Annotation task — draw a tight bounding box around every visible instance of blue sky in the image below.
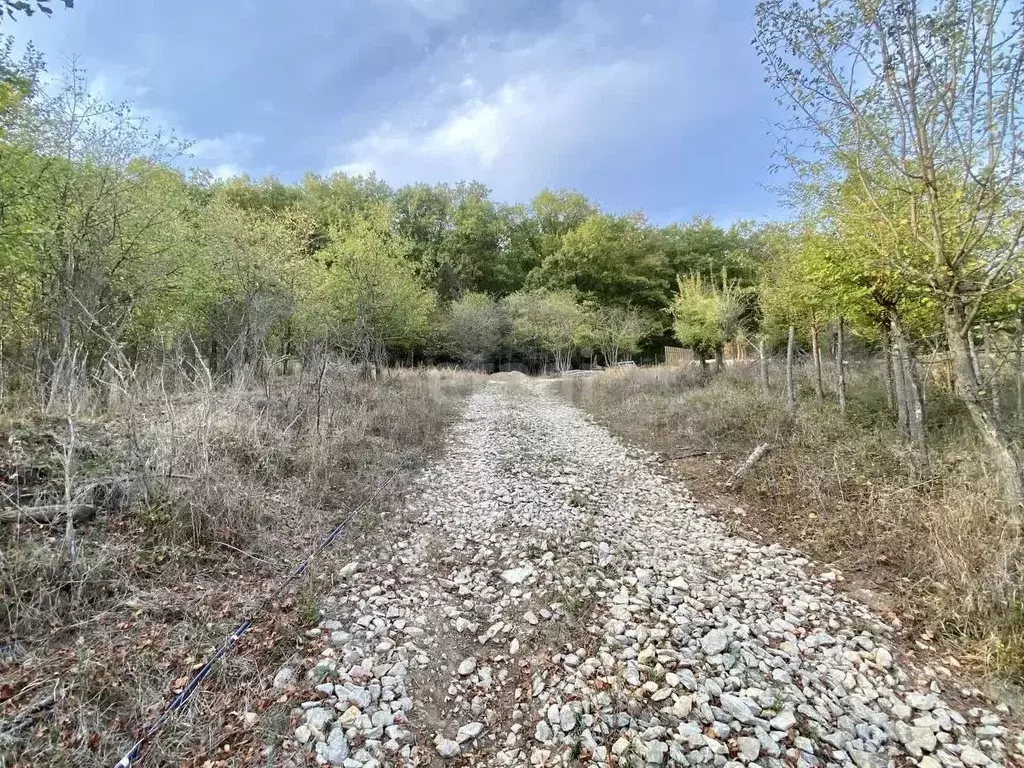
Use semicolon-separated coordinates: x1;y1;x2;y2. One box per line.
7;0;788;225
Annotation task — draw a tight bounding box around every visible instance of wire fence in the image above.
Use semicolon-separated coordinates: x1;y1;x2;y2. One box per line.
112;456;412;768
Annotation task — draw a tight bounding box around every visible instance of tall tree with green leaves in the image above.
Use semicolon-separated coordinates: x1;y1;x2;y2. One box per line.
756;0;1024;506
532;212;670;311
590;305;652;367
447;292;505;369
317;204;434;373
504;289;591;372
671;273;744;372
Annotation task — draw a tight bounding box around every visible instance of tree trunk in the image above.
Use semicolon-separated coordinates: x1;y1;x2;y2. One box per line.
880;322;897;411
785;325;796;413
1016;313;1024;421
758;336;770;394
209;335;219;376
944;303;1022;513
983;330;1001;422
891;333;910;441
837;317;847;416
714;347;724;374
726;443;771;489
968;330;984;388
811;324;824;399
891;314;926;453
0;504;97;524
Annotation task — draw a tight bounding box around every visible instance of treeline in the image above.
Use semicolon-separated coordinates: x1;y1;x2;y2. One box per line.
6;0;1024;507
743;0;1024;510
0;39;763;401
654;0;1024;516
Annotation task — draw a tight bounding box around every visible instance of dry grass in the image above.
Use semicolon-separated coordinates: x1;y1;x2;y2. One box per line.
559;362;1024;680
0;363;481;767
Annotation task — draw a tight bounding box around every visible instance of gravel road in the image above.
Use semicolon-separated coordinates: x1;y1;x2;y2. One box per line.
276;381;1017;767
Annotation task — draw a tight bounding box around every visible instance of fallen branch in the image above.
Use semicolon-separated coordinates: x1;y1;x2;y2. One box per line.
0;505;98;524
726;443;771;490
0;692;56;738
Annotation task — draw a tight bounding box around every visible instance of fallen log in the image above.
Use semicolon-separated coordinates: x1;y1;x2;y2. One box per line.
725;443;771;490
0;504;98;524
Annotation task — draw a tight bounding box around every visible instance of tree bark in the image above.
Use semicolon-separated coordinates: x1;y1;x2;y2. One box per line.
1017;313;1024;421
785;325;796;414
891;332;910;441
0;504;97;524
968;330;984;389
282;318;293;377
758;335;770;394
983;330;1001;422
837;317;847;416
943;303;1022;513
811;324;824;399
726;443;771;489
891;316;926;453
714;347;724;374
879;322;897;411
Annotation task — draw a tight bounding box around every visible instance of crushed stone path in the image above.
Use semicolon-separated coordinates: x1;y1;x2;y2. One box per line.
274;381;1018;768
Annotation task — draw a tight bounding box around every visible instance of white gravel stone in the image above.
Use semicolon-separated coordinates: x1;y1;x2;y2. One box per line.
457;722;485;743
279;382;1010;768
435;737;461;758
500;565;534;584
737;736;761;761
701;628;731;655
272;666;295;689
960;745;992;766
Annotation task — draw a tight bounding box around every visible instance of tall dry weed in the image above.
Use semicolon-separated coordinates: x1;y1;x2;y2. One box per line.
0;362;482;767
564;362;1024;679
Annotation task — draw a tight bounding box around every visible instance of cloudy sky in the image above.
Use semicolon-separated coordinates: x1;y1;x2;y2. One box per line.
8;0;787;224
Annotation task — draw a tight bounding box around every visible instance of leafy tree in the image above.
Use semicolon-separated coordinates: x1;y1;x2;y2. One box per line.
590;305;652;367
505;289;591;372
659;217;754;285
756;0;1024;506
392;182;454;290
530;188;596;261
487;202;540;296
532;212;670;311
300;170;392;255
317;204;434;372
447;292;504;369
671;273;743;371
393;181;530;301
441;182;502;300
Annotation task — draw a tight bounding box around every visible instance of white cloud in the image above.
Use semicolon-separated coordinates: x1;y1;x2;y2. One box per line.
210;163;243;180
331;57;659;196
189;132;263;162
336;159;378;177
87;65;155;104
328;2;737;198
332;57;669;196
187;132;263;176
